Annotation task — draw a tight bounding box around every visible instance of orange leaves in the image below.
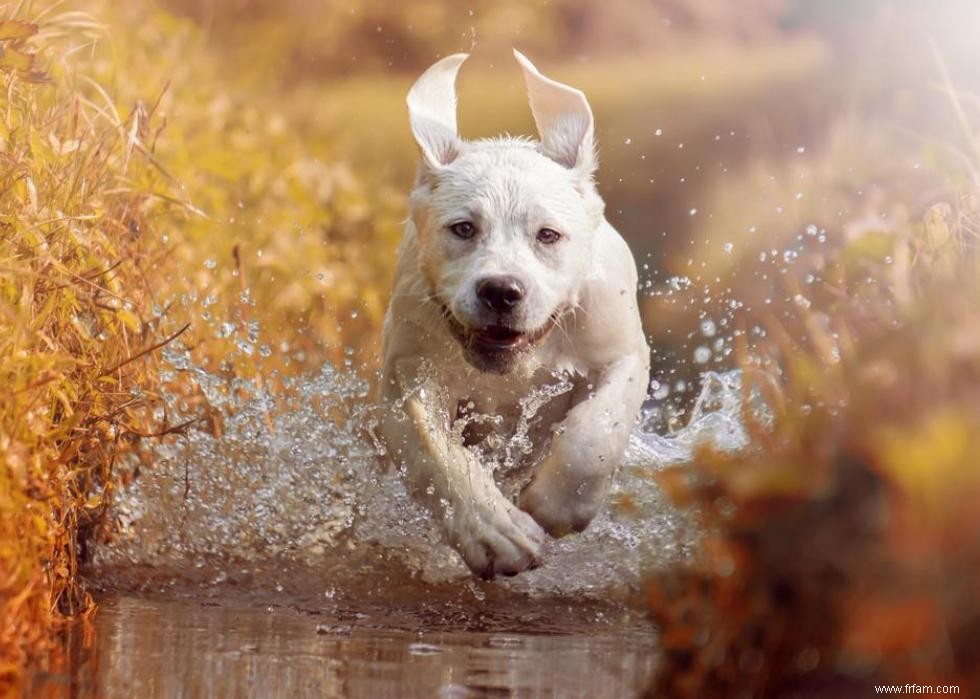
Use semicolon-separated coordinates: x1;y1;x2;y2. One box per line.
0;20;37;41
843;595;939;658
0;20;44;83
0;45;34;72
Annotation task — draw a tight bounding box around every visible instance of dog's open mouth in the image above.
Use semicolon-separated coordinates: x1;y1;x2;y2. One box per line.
438;303;558;371
474;324;532;349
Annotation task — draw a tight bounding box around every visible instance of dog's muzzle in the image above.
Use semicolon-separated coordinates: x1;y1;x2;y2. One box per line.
439;303;559;374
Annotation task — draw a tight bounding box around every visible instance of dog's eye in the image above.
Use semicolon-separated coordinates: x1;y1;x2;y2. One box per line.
536;228;562;245
449;221;476;239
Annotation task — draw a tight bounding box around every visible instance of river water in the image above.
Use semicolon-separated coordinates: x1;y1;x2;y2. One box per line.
31;592;659;698
32;331;756;697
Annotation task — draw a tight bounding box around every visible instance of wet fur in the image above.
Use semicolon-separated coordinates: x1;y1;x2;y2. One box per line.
378;52;650;578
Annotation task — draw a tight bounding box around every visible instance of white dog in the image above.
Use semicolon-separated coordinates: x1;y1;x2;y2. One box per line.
378;51;650;578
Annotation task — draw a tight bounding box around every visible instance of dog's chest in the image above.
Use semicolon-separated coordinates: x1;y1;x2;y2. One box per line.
445;368;579;494
447;365;576;416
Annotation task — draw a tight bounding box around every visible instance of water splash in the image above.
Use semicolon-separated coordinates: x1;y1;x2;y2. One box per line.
94;342;756;597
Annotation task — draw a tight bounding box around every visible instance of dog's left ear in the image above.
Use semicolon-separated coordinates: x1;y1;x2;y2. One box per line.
514;49;596;180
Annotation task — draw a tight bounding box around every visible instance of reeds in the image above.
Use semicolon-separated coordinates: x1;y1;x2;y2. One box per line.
0;5;172;684
0;1;402;686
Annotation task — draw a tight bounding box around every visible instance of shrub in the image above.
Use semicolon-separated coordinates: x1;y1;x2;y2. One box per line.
646;194;980;695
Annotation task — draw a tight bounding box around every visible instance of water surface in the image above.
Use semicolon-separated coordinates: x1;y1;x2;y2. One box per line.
33;592;658;698
45;360;752;698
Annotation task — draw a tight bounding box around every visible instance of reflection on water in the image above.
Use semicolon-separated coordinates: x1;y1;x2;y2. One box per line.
32;594;659;698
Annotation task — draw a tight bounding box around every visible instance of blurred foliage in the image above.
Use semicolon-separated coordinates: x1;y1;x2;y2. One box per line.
645;190;980;694
94;3;404;371
641;119;948;392
164;0;788;79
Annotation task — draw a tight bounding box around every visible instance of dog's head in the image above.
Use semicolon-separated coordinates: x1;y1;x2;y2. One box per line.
407;51;604;374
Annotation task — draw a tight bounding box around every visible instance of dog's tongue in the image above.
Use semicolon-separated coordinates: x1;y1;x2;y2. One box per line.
477;325;524;347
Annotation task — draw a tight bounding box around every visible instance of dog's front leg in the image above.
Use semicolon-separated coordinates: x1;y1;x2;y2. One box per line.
519;350;649;536
380;361;545;578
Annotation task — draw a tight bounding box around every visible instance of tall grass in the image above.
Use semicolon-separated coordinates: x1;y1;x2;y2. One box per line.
0;0;401;686
0;6;172;682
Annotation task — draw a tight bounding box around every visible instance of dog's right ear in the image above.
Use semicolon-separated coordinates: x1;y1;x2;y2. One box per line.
407;53;468;172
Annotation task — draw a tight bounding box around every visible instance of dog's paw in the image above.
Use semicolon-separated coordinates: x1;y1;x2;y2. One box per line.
518;468;606;538
447;495;546;579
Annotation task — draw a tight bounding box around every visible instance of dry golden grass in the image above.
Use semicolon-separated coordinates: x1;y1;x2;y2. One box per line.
0;6;174;683
0;0;402;687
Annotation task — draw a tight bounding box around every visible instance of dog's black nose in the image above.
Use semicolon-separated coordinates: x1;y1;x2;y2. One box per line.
476;276;525;313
